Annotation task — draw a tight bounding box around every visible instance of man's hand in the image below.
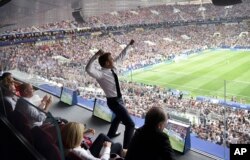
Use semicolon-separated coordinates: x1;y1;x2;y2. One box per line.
129;39;135;45
84;128;95;135
103;141;111;148
46;95;52;106
95;49;104;56
42;95;49;102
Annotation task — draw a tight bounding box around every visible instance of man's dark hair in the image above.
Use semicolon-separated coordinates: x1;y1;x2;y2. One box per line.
144;107;166;128
98;52;111;67
1;72;12;80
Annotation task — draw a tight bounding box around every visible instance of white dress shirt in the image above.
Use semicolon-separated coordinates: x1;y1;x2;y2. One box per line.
86;44;132;98
15;97;47;128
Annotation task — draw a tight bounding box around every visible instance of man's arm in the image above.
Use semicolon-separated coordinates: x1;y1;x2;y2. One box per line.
85;50;104;79
114;39;134;63
160;134;176;160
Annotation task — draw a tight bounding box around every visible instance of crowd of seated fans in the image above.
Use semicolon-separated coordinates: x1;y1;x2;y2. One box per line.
1;23;248;83
1;1;249;36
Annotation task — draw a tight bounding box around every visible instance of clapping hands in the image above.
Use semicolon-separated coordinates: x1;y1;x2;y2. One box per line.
103;141;111;148
84;128;95;135
41;95;53;111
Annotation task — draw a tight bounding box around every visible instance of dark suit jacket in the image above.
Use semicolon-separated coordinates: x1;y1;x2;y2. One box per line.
125;125;175;160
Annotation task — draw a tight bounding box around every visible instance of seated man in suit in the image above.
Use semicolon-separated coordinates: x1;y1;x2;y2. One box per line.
125;107;175;160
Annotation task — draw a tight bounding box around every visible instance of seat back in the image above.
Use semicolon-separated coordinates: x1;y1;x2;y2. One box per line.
7;110;33;144
66;151;85;160
1;98;14;116
31;126;62;160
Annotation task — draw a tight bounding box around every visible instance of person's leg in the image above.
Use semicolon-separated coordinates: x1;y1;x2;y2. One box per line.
89;133;109;157
111;143;122;156
108;98;135;149
123;121;134;149
117;99;135;149
107;99;121;137
90;133;122;157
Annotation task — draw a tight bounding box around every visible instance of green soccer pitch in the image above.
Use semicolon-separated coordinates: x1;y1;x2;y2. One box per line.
122;49;250;102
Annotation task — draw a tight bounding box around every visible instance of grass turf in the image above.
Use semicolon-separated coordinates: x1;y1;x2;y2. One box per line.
122;49;250;102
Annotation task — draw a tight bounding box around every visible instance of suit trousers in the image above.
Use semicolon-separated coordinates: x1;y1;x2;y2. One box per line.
90;133;122;157
106;97;135;149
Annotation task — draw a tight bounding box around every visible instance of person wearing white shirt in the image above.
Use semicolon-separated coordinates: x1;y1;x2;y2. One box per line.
15;83;52;128
86;40;135;149
62;122;123;160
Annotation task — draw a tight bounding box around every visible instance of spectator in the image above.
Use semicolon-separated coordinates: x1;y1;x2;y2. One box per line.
125;107;175;160
15;83;52;128
1;82;17;111
85;40;135;149
61;122;124;160
0;72;21;96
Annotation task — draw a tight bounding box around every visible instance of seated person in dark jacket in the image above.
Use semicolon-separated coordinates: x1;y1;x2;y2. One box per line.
125;107;175;160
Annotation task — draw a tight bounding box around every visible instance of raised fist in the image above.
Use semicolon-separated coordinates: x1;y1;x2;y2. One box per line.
129;39;135;45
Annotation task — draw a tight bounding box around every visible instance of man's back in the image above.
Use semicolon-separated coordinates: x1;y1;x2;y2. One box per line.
125;126;175;160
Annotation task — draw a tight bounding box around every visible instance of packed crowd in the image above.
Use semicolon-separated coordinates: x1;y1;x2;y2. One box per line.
2;1;249;35
122;81;250;147
191;105;250;147
88;2;249;27
1;22;248;75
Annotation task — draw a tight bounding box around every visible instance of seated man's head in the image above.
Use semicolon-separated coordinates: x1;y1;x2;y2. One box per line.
2;82;16;97
1;72;14;85
19;83;34;98
144;107;167;131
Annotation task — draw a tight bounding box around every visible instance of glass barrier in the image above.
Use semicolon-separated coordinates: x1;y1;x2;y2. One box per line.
223;80;250;160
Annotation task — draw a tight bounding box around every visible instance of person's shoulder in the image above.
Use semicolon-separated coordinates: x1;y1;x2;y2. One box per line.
72;147;88;157
131;127;148;140
154;129;170;140
135;126;146;134
16;97;29;108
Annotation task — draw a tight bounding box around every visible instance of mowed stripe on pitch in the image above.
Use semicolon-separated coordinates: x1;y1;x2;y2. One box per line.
127;50;250;99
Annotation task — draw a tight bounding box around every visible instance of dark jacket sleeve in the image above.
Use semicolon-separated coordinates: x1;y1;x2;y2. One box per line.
159;132;176;160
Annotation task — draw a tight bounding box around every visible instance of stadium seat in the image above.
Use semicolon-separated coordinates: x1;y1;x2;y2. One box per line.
7;110;33;144
0;98;14;117
65;151;84;160
31;126;62;160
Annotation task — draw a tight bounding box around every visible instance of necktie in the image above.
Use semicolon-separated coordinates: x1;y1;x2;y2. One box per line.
111;69;122;98
12;97;17;102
